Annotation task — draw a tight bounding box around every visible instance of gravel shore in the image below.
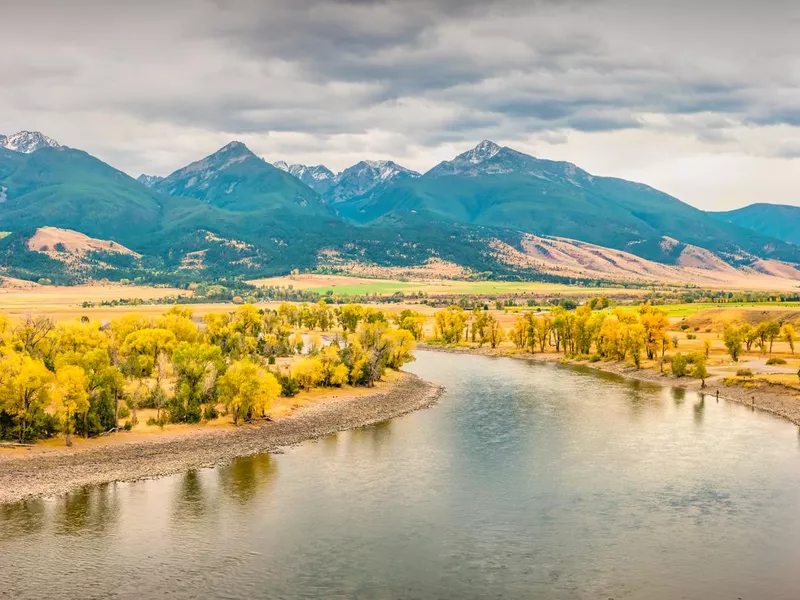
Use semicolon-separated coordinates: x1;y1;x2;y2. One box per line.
0;372;443;505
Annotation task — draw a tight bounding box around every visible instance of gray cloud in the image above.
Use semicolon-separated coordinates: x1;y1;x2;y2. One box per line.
0;0;798;210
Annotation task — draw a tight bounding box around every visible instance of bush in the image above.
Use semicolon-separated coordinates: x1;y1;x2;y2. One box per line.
146;416;167;428
686;333;697;340
118;404;131;419
766;357;787;365
203;404;219;421
680;324;690;331
123;421;132;431
268;355;276;365
736;368;754;378
277;373;300;397
589;354;601;363
671;353;689;377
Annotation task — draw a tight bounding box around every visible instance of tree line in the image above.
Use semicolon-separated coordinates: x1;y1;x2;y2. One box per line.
0;301;415;445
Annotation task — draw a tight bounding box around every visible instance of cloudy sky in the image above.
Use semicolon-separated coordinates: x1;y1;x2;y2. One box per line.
2;0;799;210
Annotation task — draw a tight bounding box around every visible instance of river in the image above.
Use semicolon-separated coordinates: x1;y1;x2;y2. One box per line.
2;351;800;599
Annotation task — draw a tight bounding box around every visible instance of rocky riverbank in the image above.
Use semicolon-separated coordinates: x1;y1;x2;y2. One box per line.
0;372;443;505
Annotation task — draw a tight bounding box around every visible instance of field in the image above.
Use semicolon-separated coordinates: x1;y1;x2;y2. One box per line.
249;273;646;298
658;302;800;319
0;283;187;319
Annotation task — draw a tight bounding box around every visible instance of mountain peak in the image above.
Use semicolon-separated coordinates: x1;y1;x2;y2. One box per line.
215;141;253;157
137;174;164;188
467;140;502;163
272;161;335;194
0;130;61;154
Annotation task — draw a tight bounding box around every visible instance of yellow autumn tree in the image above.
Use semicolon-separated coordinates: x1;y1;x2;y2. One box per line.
217;359;280;424
53;365;89;446
0;353;53;443
291;357;324;391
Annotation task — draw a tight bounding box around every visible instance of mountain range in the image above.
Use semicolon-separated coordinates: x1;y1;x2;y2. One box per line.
0;130;799;288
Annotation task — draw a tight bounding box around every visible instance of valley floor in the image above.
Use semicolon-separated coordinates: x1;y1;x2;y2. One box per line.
0;372;443;505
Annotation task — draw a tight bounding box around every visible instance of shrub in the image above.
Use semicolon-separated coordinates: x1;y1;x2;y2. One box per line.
766;357;787;365
686;333;697;340
118;404;131;419
123;421;132;431
203;404;219;421
671;353;689;377
680;324;690;331
705;328;712;333
277;373;301;397
268;355;276;365
146;416;167;428
589;354;601;363
736;368;754;378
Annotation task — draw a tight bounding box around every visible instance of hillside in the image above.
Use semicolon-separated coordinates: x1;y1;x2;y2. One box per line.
0;146;164;246
0;133;799;289
714;203;800;246
337;141;800;266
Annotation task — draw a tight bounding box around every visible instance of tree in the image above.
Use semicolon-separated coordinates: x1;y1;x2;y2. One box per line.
394;309;426;341
783;324;796;354
739;323;757;352
486;314;505;348
53;365;89;446
625;323;646;368
703;339;711;358
434;306;468;344
723;324;743;362
764;320;781;354
691;360;709;388
171;342;225;423
671;353;689;377
0;354;53;442
217;359;280;425
337;304;363;333
291;357;324;391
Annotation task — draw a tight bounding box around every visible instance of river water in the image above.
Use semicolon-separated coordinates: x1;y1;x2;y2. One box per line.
2;351;800;599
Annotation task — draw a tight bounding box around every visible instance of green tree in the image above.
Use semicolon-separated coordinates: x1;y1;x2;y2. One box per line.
723;324;743;362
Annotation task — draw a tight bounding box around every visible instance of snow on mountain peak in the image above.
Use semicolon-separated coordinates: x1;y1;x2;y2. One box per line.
0;130;61;153
466;140;501;163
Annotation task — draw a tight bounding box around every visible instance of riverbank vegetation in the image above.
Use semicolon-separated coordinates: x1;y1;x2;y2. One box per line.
0;302;415;445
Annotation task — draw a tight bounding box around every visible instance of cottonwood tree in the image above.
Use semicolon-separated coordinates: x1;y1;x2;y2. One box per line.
218;359;280;424
53;365;89;446
0;353;53;442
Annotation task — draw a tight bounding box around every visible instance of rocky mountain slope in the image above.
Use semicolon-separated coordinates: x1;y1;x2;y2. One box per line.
0;131;60;154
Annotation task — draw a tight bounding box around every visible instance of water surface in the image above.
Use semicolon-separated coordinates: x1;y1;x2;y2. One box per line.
2;351;800;599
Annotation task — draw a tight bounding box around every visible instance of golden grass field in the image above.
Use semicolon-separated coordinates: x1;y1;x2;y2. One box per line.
249;273;649;299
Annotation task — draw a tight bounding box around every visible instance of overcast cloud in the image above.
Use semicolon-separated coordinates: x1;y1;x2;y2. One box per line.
1;0;798;209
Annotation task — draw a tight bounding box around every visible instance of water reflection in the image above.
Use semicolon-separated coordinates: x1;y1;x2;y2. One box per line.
0;499;46;539
216;453;277;505
693;396;706;426
54;484;119;536
349;419;393;453
671;387;687;404
172;470;211;522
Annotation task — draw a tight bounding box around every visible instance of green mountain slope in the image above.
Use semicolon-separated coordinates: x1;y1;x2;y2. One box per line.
0;146;164;246
154;142;324;213
714;203;800;246
339;142;800;265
